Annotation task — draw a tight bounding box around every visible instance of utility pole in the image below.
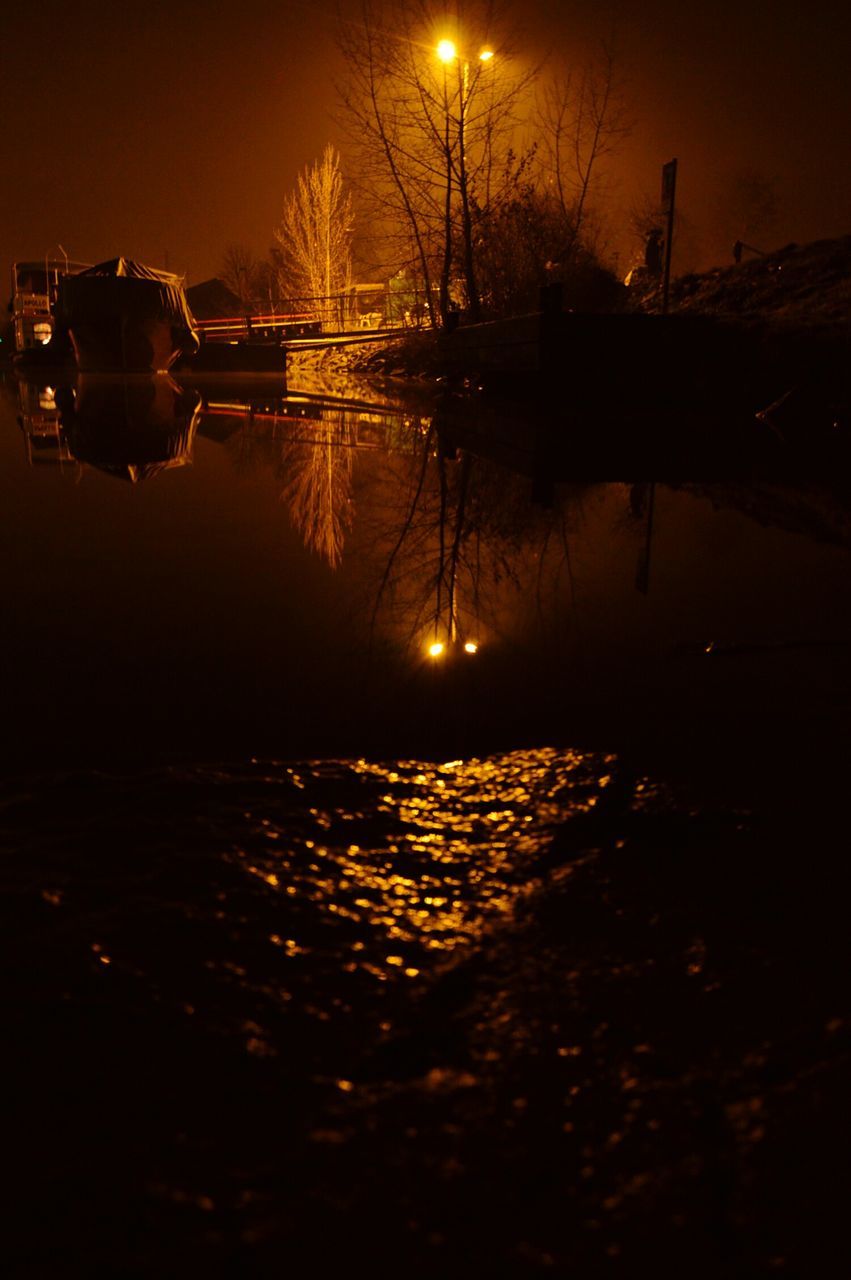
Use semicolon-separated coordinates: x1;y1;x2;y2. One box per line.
661;158;677;314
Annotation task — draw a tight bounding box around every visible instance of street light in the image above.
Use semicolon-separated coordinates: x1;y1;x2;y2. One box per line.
434;39;494;327
436;40;493;65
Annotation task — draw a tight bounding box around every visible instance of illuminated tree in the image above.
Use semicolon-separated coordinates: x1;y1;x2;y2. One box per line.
275;146;354;321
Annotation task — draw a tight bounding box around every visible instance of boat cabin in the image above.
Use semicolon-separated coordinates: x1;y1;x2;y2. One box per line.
11;258;91;353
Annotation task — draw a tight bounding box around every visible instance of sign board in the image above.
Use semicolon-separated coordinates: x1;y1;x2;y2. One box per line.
661;159;677;212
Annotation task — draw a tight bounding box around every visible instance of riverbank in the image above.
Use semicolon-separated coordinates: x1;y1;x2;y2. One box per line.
638;236;851;429
640;234;851;334
292;236;851;428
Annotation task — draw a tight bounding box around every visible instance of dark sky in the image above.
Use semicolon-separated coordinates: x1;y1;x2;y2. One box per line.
3;0;850;288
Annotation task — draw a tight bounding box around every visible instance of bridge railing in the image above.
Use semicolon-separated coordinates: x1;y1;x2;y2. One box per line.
194;286;428;342
194;312;322;343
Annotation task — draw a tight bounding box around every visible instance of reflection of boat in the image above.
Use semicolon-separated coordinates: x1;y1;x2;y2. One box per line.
10;258;90;360
54;375;202;482
55;258;200;373
16;381;75;465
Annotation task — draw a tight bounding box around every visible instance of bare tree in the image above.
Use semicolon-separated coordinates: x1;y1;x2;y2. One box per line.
336;0;537;327
274;145;354;321
713;167;780;255
538;38;631;262
220;243;259;307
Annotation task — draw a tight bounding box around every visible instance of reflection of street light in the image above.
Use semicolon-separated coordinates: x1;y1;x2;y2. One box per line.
426;638;481;660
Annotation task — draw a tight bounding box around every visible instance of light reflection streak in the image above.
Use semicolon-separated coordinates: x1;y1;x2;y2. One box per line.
225;747;617;992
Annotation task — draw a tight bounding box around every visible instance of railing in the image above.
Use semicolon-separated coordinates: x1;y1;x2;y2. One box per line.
194;312;322;343
195;287;427;342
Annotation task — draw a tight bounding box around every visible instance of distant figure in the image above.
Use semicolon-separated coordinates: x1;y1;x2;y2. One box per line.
733;240;743;264
644;229;663;275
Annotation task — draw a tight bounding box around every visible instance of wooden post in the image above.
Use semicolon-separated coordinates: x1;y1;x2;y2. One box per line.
661;159;677;315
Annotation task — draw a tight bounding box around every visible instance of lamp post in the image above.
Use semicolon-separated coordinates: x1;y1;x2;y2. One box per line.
436;39;494;327
437;40;455;330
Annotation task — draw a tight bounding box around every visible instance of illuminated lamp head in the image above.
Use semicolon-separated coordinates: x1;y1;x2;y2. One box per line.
437;39;457;63
428;641;445;658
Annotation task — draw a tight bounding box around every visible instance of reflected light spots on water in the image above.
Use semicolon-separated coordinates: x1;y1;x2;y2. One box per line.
6;747;621;1076
223;747;614;987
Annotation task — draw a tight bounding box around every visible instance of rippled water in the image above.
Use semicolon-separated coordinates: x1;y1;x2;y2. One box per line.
2;749;614;1263
3;748;848;1276
2;748;611;1048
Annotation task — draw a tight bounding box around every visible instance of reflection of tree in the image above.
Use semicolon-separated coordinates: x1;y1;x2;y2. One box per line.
280;424;356;569
215;396;433;568
365;428;576;653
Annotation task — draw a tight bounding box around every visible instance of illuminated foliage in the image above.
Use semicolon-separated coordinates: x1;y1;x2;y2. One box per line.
275;145;354;321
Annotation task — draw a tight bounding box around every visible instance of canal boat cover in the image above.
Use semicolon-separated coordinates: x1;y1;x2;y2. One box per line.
57;258;198;333
54;257;200;370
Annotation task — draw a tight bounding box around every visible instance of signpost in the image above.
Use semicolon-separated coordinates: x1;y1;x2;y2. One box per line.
661;158;677;314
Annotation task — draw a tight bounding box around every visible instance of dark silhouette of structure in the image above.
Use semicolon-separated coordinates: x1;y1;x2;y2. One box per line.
644;229;663;275
733;240;766;263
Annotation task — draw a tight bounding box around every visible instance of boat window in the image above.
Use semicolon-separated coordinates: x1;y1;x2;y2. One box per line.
16;269;49;295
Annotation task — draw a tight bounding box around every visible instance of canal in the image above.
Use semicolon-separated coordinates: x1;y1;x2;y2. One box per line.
1;368;849;1276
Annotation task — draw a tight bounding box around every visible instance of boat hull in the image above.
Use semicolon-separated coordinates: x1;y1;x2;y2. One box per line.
67;315;192;374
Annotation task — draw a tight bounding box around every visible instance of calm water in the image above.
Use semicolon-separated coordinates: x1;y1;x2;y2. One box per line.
2;368;850;1275
3;370;850;777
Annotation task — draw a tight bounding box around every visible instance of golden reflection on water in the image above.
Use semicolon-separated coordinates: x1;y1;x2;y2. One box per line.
227;747;616;989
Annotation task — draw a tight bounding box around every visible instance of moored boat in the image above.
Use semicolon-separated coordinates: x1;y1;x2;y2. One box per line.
55;258;200;373
10;257;91;360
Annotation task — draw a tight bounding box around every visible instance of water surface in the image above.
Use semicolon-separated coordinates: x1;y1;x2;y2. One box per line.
3;370;849;785
2;369;849;1275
